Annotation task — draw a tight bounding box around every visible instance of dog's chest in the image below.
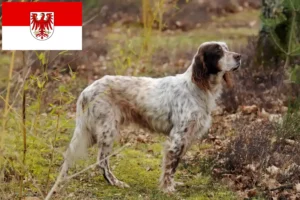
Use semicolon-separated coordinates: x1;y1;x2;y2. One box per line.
193;96;216;138
140;105;173;134
198;114;212;138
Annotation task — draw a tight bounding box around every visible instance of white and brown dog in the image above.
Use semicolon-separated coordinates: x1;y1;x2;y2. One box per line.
57;41;241;193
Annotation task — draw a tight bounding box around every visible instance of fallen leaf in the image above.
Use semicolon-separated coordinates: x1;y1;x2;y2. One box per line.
261;178;278;189
266;165;280;176
245;163;256;172
295;183;300;193
137;134;148;143
285;139;296;145
281;106;288;113
268;114;283;124
247;188;257;198
241;105;258;114
248;20;257;27
259;108;270;119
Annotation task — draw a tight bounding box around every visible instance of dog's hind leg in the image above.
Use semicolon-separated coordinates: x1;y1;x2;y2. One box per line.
96;116;129;188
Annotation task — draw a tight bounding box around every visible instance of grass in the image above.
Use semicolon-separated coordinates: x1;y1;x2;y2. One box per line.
107;24;258;57
276;97;300;140
213;9;260;24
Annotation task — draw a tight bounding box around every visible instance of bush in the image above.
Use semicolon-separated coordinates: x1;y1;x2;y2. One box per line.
276;109;300;140
221;120;274;172
215;113;300;198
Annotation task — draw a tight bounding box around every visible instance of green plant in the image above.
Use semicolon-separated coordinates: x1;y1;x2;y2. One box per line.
0;49;79;199
276;96;300;140
112;0;174;76
261;0;300;82
0;51;15;167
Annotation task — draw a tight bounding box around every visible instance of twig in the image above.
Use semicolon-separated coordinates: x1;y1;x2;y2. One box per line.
45;100;61;193
27;172;45;199
66;143;130;181
19;51;27;200
2;50;15;119
0;50;15;180
9;66;31;110
284;7;296;70
83;14;99;27
45;143;130;200
0;185;7;200
269;184;293;191
22;51;27;165
269;31;288;55
0;56;35;96
0;160;9;199
0;98;67;158
290;46;300;55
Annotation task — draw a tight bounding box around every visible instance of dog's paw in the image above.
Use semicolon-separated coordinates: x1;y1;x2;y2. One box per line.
114;180;130;188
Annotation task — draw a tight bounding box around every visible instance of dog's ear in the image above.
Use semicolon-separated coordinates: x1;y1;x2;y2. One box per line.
192;50;210;90
223;72;233;88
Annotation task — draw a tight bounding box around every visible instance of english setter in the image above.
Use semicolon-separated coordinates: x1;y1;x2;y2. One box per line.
59;41;241;193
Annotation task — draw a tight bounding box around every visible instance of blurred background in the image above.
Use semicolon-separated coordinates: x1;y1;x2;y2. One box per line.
0;0;300;199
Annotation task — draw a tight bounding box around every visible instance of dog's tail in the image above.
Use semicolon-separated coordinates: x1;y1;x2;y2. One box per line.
64;127;89;164
46;94;93;200
64;90;96;166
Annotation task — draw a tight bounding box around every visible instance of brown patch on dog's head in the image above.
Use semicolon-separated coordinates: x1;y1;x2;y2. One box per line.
192;42;240;90
192;42;224;90
192;49;209;90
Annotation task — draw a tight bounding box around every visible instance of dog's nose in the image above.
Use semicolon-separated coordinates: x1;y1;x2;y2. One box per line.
234;54;241;61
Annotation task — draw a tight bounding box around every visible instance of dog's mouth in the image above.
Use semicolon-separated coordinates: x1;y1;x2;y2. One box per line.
233;66;239;71
232;62;241;71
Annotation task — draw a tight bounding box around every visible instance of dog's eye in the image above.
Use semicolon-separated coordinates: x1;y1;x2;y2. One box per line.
216;46;222;52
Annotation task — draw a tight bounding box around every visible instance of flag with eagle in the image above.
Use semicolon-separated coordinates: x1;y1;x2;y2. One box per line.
30;12;54;41
2;2;82;50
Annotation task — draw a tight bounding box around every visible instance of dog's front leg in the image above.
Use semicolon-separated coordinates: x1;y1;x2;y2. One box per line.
159;124;196;193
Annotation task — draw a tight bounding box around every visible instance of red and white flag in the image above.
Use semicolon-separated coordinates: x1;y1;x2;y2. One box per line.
2;2;82;50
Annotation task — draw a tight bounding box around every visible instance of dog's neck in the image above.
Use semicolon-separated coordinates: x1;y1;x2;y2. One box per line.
207;71;224;95
182;64;224;97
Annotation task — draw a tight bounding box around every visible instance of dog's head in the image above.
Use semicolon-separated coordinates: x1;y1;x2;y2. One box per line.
192;41;241;90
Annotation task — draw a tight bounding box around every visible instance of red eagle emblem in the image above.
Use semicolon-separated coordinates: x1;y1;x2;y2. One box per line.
30;12;54;40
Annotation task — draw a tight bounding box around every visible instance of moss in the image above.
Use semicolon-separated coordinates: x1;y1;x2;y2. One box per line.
49;134;235;200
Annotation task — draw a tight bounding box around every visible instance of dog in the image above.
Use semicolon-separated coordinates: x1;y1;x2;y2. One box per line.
58;41;241;193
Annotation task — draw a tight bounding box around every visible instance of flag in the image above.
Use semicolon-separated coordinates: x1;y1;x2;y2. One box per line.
2;2;82;50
